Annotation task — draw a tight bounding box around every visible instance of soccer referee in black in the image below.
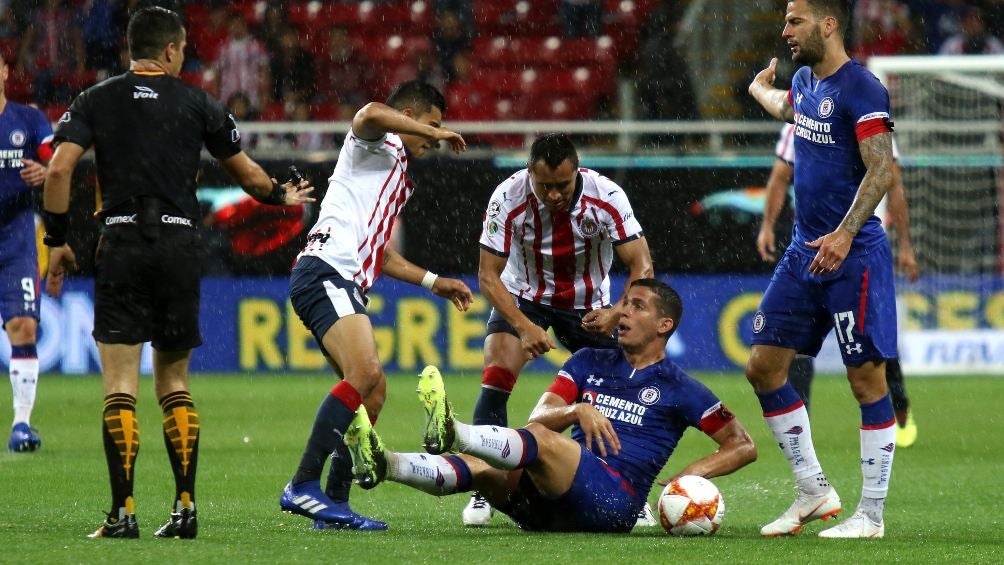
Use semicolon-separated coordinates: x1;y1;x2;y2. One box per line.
41;7;314;539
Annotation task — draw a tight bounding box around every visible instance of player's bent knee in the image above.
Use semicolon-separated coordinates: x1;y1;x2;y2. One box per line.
344;359;384;398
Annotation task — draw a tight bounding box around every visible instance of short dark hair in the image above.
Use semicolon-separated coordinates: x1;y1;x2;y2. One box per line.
528;133;579;170
385;81;447;116
127;7;184;61
803;0;848;36
630;278;683;337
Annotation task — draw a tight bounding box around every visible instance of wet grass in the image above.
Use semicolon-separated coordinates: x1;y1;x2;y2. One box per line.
1;372;1001;563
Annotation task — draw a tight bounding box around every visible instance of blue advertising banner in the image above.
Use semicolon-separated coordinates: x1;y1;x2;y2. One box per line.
3;275;1003;374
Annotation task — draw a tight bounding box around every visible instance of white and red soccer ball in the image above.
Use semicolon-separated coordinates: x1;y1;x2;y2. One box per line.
657;475;724;536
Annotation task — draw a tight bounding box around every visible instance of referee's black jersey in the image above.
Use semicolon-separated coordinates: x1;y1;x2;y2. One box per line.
53;70;242;219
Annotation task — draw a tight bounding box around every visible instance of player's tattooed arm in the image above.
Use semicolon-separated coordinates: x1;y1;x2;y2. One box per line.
839;132;894;236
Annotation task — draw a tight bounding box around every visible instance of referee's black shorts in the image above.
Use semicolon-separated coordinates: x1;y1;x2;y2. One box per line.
486;294;618;353
92;226;203;351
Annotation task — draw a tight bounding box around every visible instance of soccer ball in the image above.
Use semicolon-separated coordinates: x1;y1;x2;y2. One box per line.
657;475;724;536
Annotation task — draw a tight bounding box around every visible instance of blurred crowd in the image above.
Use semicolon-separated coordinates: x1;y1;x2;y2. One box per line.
0;0;1001;146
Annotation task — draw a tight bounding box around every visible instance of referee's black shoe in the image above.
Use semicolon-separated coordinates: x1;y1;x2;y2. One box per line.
89;513;139;539
154;507;198;539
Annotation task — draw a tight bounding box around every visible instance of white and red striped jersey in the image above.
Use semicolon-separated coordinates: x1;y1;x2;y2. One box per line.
479;168;644;310
297;131;413;292
775;123;899;164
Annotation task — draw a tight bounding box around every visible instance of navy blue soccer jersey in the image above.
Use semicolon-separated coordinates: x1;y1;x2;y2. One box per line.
546;348;734;500
0;101;53;256
787;60;893;255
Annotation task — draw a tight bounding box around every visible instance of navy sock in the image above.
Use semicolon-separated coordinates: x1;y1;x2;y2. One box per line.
472;387;510;427
293;393;357;485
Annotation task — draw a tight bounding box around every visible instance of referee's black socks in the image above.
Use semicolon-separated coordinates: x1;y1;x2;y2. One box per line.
102;393;139;520
160;390;200;512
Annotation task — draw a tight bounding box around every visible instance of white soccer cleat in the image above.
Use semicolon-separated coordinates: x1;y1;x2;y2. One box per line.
818;509;884;539
462;492;493;527
634;502;657;527
760;487;842;536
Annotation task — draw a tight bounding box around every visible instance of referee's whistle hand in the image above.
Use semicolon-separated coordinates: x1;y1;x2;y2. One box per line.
45;244;77;298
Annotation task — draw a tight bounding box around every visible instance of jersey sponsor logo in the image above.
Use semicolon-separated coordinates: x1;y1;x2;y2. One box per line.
487;200;502;218
818;97;835;118
793;113;835;145
638;386;660;405
9;129;25;147
133;85;159;100
752;311;765;333
104;214;137;226
582;391;595;405
161;214;193;227
592;392;647;426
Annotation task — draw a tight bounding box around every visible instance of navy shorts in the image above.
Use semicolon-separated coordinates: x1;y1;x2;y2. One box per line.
496;444;643;533
751;243;897;365
289;256;368;355
0;254;39;326
487;294;618;352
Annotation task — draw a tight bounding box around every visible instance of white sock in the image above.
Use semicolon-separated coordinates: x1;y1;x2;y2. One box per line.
764;405;827;494
387;452;464;496
10;357;39;426
455;421;534;470
859;423;895;520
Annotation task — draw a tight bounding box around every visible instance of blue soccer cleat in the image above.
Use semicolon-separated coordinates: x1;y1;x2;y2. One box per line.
8;422;41;452
280;480;387;530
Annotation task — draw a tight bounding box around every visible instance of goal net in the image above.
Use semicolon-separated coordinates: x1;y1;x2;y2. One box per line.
869;55;1004;278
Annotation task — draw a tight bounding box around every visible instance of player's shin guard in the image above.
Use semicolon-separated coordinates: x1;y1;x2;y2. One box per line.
455;423;538;470
102;393;139;517
387;452;472;495
160;390;200;512
9;344;39;425
757;383;828;493
473;366;517;426
293;381;362;485
859;395;895;520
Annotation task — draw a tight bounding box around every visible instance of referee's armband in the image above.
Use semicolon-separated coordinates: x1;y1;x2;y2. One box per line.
41;210;69;247
255;181;286;206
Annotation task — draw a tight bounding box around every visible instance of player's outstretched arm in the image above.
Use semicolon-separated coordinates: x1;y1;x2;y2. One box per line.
41;142;85;298
582;237;653;336
748;58;795;123
219;152;315;206
757;158;794;263
352;102;466;153
886;160;919;282
660;419;757;484
478;248;554;358
383;247;473;311
807;132;894;275
529;392;620;456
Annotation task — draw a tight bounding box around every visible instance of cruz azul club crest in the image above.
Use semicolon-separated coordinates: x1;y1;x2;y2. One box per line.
818;97;835;118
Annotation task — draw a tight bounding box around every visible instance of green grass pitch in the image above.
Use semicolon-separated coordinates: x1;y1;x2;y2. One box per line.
1;372;1002;563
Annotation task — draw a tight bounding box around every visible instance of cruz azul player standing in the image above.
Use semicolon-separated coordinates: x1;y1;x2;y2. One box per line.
747;0;899;538
0;51;52;452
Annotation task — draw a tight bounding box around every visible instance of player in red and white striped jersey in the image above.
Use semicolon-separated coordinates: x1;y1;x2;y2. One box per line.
462;133;654;526
282;81;474;530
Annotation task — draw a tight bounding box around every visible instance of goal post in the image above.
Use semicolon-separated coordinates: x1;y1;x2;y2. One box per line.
868;55;1004;277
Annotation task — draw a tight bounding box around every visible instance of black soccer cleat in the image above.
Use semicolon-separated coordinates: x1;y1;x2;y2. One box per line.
89;513;139;539
154;507;198;539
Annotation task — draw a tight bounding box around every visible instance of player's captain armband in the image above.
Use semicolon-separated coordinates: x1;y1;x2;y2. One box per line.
37;137;55;162
546;371;579;405
698;402;735;435
855;112;894;142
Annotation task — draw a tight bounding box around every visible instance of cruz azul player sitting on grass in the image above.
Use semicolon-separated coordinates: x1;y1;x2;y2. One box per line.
344;279;757;532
